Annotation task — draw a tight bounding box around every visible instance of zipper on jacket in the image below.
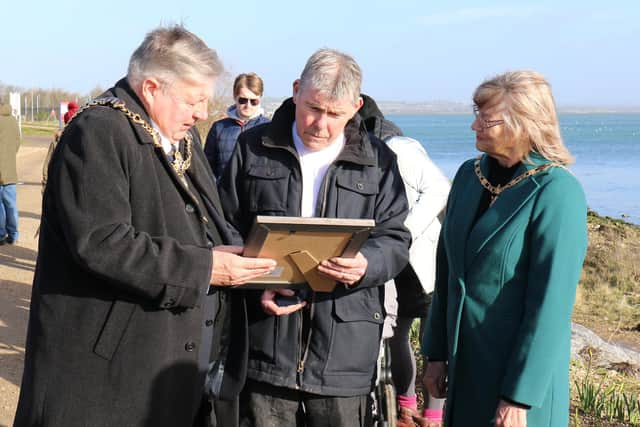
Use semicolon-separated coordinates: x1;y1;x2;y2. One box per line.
317;165;334;217
262;137;324;388
296;293;316;384
298;164;333;387
296;312;304;374
295;307;304;389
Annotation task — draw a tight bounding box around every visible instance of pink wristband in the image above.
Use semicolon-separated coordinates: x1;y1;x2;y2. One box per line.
397;394;418;410
423;408;443;421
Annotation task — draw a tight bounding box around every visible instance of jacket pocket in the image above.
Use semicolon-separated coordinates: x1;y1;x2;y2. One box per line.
324;290;384;374
248;309;279;363
93;300;136;360
247;165;290;214
335;175;378;218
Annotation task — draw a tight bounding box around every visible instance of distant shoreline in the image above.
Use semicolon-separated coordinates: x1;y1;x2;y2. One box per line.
376;106;640;115
261;97;640;116
383;110;640;115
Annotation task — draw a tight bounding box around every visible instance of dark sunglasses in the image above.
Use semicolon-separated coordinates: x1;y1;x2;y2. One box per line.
238;97;260;106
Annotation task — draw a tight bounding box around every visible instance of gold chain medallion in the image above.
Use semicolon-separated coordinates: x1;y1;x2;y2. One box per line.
63;97;192;177
474;156;560;206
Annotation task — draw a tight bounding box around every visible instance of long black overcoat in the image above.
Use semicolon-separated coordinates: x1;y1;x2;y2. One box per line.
14;79;239;426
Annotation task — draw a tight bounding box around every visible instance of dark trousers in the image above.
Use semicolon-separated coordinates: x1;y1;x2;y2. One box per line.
194;396;239;427
239;380;372;427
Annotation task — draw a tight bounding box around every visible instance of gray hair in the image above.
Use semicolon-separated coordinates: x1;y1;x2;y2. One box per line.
127;25;224;89
298;48;362;105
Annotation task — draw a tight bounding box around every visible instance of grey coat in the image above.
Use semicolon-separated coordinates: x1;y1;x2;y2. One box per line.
14;79;240;426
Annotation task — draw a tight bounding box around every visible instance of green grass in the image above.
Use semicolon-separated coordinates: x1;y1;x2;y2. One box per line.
571;357;640;426
20;107;225;144
21;121;58;138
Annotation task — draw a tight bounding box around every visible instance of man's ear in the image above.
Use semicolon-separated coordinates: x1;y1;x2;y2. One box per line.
140;77;163;105
354;96;364;112
292;80;301;104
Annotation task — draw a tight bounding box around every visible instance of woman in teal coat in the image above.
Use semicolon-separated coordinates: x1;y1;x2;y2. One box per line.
421;70;588;427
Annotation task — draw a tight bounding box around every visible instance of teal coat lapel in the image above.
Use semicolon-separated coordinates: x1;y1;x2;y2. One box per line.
464;154;552;271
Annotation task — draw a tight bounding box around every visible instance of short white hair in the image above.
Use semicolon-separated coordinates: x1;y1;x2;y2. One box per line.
127;25;224;89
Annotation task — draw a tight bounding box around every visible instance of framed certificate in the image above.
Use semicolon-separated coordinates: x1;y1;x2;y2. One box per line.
241;216;375;292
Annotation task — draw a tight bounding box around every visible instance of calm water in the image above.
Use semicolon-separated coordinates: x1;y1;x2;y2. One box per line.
387;114;640;225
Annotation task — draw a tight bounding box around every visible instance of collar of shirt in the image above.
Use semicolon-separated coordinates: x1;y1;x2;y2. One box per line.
150;119;177;155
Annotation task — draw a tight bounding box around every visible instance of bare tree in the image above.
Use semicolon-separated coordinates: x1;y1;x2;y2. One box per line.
195;71;234;143
89;86;105;100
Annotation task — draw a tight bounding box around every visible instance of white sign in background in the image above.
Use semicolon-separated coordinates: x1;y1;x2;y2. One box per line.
9;92;22;137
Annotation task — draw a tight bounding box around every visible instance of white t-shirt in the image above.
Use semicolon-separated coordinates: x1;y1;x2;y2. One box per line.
292;122;345;217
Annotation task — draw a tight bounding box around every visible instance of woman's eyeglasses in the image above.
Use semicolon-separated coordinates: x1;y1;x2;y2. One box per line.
238;97;260;106
473;106;504;129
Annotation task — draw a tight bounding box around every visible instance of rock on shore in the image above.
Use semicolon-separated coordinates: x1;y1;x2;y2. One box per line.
572;322;640;374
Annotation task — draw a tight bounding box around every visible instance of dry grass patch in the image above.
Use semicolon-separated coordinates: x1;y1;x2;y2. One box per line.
574;212;640;350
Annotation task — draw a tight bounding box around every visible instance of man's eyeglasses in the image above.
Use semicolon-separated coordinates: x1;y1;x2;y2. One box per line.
238;97;260;106
179;98;208;112
473;106;504;129
168;92;208;113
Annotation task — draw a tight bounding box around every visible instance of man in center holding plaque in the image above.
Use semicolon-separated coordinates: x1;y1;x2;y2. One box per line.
219;48;411;426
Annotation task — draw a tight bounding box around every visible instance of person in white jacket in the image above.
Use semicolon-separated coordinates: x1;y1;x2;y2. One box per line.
386;136;451;425
359;95;450;425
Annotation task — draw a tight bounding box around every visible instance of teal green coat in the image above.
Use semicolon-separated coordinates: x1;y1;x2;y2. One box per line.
422;153;587;426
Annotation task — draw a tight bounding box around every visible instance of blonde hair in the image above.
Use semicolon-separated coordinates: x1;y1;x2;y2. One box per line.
473;70;574;165
127;25;224;89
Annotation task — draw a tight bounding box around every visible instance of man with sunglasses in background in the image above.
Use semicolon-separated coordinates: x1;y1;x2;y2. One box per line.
204;73;270;180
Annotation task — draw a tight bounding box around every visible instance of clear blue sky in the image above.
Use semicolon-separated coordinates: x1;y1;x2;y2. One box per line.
3;0;639;107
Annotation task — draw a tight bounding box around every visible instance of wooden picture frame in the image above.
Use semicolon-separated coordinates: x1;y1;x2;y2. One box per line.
241;216;375;292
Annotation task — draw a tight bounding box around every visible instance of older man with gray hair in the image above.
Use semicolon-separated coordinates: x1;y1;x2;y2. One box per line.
15;25;276;426
219;48;411;426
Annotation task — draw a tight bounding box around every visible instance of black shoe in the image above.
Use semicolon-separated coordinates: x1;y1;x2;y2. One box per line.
7;236;16;244
0;235;7;245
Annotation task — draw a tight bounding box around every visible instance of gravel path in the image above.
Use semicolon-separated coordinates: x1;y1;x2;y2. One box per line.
0;135;50;426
